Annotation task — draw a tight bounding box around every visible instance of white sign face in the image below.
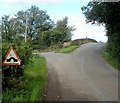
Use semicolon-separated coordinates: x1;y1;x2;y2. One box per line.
2;46;21;65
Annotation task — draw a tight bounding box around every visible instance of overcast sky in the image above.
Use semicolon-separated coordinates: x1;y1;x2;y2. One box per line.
0;0;108;42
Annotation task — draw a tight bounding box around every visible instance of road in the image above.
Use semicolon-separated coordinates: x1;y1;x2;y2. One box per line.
40;43;118;101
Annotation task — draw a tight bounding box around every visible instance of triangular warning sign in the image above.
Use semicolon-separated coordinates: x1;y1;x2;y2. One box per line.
2;46;21;65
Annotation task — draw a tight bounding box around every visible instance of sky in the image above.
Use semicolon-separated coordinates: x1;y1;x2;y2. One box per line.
0;0;108;42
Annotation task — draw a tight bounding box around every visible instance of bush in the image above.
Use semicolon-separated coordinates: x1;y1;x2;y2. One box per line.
2;56;47;101
106;32;120;62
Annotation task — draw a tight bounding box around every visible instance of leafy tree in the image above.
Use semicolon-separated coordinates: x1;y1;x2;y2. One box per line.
51;17;75;45
15;5;54;40
1;5;54;49
81;2;120;62
41;31;51;47
1;6;75;50
50;28;63;44
2;15;14;43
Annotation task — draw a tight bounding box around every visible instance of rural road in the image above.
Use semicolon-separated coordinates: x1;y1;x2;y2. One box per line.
40;43;118;101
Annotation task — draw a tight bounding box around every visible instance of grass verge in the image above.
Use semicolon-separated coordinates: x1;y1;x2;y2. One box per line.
58;45;79;53
103;51;120;70
33;48;60;53
2;56;47;101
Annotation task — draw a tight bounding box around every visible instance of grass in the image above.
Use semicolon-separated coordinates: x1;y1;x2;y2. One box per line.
23;56;47;101
58;45;79;53
103;51;120;70
33;45;80;54
2;56;47;101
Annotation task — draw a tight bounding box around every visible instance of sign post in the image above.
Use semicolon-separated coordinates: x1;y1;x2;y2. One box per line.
2;46;21;77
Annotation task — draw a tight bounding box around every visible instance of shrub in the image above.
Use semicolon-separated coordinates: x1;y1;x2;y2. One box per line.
2;40;33;91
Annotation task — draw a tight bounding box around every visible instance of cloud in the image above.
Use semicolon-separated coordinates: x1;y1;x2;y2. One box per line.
0;0;91;6
68;16;107;42
0;0;91;3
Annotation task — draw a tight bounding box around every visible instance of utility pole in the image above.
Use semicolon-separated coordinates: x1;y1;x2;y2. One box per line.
25;14;28;42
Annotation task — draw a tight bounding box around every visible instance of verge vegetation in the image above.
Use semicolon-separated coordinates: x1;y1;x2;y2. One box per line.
103;51;120;70
2;56;47;101
58;45;79;53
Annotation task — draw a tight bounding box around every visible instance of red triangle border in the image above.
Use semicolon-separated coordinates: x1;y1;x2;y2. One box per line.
2;46;21;65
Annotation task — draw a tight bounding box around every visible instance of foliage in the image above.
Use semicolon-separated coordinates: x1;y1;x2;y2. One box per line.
54;17;75;43
1;5;53;48
103;50;120;70
2;38;33;100
2;56;47;101
81;2;120;63
1;6;75;50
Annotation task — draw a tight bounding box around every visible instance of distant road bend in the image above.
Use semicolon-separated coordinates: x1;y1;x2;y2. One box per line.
40;43;118;101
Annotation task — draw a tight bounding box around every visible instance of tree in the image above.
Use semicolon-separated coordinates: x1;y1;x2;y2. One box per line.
2;15;21;43
15;5;54;39
1;5;54;49
41;31;51;47
81;2;120;62
1;6;75;50
51;17;75;45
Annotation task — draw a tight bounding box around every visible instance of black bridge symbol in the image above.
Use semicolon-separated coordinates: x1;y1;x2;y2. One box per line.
7;57;18;62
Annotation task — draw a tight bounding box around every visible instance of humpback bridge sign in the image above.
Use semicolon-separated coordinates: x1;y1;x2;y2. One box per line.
2;46;21;65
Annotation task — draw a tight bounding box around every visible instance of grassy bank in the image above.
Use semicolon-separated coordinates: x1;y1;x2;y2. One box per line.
103;51;120;70
23;56;47;101
3;56;47;101
58;45;79;53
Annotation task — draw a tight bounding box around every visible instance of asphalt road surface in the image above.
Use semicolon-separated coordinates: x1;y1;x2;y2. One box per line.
40;43;118;101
